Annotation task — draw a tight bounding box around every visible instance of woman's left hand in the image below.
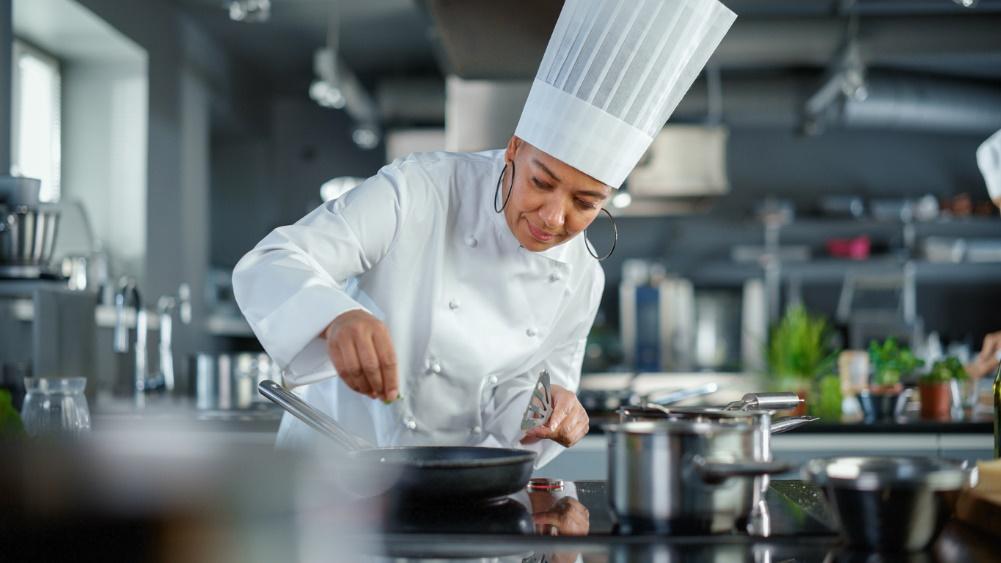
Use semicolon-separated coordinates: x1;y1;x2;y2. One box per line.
521;384;589;447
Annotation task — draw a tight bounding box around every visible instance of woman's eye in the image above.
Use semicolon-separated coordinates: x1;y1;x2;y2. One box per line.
576;199;597;210
532;178;552;190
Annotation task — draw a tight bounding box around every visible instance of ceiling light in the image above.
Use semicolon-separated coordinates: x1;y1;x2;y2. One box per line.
612;192;632;209
309;80;346;109
227;0;270;23
352;126;380;150
953;0;978;7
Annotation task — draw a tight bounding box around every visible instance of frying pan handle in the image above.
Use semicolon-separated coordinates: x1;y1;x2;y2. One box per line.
258;380;371;451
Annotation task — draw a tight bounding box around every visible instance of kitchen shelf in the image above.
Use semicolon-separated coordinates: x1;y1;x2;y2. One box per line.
689;258;1001;286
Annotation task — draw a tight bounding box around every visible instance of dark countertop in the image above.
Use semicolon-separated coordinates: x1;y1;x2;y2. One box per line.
375;480;1001;562
587;414;994;434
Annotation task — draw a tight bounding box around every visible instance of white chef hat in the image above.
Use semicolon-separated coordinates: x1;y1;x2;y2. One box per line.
977;128;1001;201
515;0;737;189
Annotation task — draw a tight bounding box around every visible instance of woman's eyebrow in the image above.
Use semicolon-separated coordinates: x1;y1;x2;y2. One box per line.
577;189;608;200
532;158;561;183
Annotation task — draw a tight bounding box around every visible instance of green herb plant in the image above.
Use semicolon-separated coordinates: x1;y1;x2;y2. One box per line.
766;305;838;385
921;356;969;384
0;389;24;435
868;338;923;388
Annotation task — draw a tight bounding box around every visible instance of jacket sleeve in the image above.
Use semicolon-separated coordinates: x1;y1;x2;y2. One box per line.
232;163;415;386
480;264;605;469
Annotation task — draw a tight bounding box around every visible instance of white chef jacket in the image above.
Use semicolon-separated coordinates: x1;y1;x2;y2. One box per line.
232;149;604;468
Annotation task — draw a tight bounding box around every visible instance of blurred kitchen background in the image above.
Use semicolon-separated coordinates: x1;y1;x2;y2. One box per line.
0;0;999;465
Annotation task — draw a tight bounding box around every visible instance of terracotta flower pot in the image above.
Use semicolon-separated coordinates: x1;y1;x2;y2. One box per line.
919;381;952;421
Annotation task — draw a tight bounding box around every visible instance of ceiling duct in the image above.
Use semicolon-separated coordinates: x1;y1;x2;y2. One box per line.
422;0;1001;79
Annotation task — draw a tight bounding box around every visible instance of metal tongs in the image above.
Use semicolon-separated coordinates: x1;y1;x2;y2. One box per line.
521;370;554;431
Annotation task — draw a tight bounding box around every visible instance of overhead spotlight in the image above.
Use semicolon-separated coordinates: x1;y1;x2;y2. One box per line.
612;192;632;209
309;80;346;109
352;126;380;150
227;0;270;22
952;0;978;7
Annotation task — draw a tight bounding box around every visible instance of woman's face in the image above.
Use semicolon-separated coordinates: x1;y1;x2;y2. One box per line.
501;137;612;253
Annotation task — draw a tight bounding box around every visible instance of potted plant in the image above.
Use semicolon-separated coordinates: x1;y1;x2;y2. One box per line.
766;305;838;417
919;357;968;421
865;338;923;421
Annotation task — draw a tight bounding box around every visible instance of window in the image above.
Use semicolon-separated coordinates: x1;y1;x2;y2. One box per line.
10;40;61;203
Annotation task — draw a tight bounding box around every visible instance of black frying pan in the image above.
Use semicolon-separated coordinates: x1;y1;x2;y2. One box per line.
258;380;535;500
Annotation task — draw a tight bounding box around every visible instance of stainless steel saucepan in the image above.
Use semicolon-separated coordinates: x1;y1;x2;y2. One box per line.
607;419;791;534
259;381;535;500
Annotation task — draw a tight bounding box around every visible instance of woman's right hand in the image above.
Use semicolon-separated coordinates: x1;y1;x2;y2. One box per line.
323;310;399;402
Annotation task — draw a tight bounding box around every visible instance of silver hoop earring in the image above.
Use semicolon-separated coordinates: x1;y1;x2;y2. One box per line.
494;161;515;213
584;207;618;261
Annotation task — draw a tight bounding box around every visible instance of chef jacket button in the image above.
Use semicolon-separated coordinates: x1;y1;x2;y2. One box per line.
526;328;537;337
403;416;417;431
465;236;478;248
549;272;562;282
472;425;482;435
488;375;498;385
448;299;460;310
431;361;442;374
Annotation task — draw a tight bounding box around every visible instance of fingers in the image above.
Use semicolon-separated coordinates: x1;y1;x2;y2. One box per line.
522;386;589;447
324;310;397;401
354;339;384;400
374;327;399;402
331;338;373;398
981;332;1001;361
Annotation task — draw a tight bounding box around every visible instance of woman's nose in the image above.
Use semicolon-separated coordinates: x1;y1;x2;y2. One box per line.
539;197;565;228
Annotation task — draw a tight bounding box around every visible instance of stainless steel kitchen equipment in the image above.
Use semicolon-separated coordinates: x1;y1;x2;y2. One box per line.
606;419;790;534
803;456;978;552
259;380;536;500
578;381;719;417
0;176;60;279
617;394;816;536
192;352;276;410
724;392;802;411
520;370;552;431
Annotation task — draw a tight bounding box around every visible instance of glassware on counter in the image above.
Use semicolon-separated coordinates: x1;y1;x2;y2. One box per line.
20;377;91;437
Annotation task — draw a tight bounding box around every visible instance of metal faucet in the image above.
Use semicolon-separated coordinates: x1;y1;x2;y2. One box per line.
114;277;148;405
155;296;176;393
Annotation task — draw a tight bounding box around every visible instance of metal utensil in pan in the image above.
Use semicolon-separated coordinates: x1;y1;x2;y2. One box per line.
258;381;536;500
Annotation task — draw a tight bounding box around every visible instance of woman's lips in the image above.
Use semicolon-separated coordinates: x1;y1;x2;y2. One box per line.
526;221;556;243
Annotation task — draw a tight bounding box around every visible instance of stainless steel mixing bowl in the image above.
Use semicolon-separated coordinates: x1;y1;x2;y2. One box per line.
803;456;978;552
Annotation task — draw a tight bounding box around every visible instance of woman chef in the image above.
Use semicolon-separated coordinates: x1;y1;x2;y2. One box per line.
233;0;736;468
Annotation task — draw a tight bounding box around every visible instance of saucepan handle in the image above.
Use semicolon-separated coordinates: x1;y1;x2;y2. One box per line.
769;416;819;434
726;392;802;412
692;455;792;484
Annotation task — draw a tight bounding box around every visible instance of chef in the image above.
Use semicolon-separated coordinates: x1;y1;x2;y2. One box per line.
233;0;736;468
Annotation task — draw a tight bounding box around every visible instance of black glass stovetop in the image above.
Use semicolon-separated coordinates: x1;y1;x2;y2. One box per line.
380;479;838;538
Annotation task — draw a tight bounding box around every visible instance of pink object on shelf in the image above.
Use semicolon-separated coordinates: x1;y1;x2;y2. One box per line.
826;235;871;260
